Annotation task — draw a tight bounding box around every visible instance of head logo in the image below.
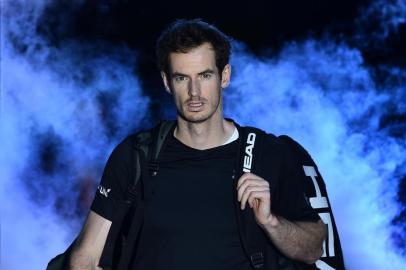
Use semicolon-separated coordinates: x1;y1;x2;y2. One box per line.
243;133;256;172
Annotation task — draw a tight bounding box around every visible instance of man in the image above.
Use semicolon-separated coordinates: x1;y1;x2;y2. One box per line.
68;19;327;270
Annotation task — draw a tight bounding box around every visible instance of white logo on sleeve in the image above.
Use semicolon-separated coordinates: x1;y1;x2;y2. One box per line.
97;185;111;198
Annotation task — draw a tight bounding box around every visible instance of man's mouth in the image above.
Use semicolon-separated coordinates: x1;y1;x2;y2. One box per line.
186;101;204;111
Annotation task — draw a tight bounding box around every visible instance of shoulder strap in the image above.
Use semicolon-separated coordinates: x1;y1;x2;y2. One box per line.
146;120;176;176
235;126;272;270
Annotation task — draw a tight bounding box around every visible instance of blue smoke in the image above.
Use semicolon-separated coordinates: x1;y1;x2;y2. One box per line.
1;0;149;268
355;0;406;46
1;0;405;269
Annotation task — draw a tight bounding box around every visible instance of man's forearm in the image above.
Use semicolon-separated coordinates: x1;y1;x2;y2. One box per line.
259;217;326;264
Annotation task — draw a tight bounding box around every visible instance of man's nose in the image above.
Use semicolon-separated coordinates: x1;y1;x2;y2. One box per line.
188;79;201;97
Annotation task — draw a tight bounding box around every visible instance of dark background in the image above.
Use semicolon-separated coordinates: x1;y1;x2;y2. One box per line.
38;0;406;85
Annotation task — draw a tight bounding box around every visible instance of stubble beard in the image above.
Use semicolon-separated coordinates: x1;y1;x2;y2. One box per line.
176;92;223;124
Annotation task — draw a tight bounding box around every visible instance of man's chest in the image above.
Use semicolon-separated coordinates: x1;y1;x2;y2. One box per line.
144;157;237;234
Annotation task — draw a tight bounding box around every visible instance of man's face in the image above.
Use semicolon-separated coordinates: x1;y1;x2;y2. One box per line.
162;42;230;124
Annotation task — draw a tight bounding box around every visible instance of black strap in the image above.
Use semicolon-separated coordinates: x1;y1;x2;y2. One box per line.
148;120;175;176
234;126;268;269
115;150;150;270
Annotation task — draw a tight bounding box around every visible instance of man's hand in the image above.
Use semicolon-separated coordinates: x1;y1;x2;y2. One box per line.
236;172;326;264
236;172;278;226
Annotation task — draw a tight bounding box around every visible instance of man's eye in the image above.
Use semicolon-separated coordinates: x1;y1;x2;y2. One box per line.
175;76;186;82
201;73;212;79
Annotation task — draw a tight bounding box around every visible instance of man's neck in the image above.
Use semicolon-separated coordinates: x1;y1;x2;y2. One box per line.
174;117;235;150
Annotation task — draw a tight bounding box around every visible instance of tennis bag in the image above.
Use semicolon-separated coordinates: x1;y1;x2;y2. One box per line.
236;125;345;270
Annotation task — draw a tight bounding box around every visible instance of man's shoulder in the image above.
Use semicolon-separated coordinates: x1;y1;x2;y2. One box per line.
106;134;138;162
113;120;176;155
113;131;150;154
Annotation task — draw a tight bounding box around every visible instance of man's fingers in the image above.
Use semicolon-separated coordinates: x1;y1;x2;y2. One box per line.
247;190;271;210
237;172;259;189
237;179;269;202
240;186;270;210
248;190;270;206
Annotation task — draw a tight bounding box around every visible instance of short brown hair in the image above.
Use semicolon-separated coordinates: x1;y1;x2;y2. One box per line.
156;19;231;77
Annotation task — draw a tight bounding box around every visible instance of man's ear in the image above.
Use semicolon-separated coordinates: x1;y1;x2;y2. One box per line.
161;71;172;94
220;64;231;89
